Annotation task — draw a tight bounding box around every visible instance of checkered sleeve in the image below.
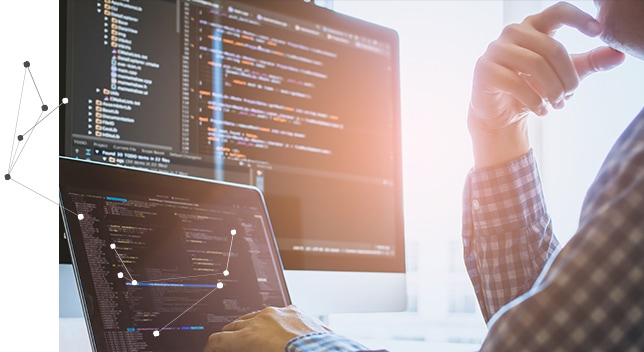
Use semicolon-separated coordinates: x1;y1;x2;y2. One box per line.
286;332;387;352
478;109;644;350
479;176;644;350
462;150;559;322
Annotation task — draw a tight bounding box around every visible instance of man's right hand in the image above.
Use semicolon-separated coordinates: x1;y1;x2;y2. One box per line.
468;1;624;169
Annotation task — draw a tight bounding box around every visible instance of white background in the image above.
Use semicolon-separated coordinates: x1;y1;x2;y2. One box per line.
1;1;59;349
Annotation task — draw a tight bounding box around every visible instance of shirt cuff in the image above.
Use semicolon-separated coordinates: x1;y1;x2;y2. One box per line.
285;332;374;352
467;150;546;235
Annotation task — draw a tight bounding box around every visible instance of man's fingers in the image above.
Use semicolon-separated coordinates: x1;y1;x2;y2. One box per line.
477;58;546;110
572;46;625;80
220;320;241;332
220;306;279;332
527;1;601;36
235;308;263;321
204;331;235;352
220;306;272;332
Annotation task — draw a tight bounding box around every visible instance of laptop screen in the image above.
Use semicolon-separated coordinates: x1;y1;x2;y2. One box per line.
59;156;290;351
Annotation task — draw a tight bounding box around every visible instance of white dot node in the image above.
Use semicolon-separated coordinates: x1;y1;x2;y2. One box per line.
62;98;69;104
78;214;85;220
132;280;138;286
153;330;160;337
117;272;124;279
217;282;224;289
230;229;237;236
223;270;229;276
110;243;116;249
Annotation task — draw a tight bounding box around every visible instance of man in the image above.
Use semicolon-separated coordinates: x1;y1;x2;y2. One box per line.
204;1;644;351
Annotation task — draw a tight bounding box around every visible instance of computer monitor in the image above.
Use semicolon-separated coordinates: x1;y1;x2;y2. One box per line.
60;0;406;315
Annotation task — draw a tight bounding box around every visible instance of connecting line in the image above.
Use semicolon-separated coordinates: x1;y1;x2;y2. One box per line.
159;286;221;332
57;203;80;218
8;69;27;174
143;272;222;283
225;234;235;271
9;178;78;217
27;67;45;106
113;248;135;282
9;110;43;174
10;103;64;174
20;102;62;137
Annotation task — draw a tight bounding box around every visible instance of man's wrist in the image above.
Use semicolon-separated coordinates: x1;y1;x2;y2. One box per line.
468;107;530;169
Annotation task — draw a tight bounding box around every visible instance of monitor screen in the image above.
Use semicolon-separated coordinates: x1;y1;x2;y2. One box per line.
61;0;405;314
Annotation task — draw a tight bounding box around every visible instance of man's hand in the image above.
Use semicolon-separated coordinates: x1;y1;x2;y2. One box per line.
469;1;625;168
204;305;331;352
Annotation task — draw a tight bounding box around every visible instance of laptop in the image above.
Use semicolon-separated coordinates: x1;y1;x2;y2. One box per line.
59;156;291;351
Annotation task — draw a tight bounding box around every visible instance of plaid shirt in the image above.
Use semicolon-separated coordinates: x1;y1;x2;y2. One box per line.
287;332;381;352
288;107;644;351
464;107;644;350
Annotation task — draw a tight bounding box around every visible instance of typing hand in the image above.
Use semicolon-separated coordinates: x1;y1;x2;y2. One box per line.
203;305;330;352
